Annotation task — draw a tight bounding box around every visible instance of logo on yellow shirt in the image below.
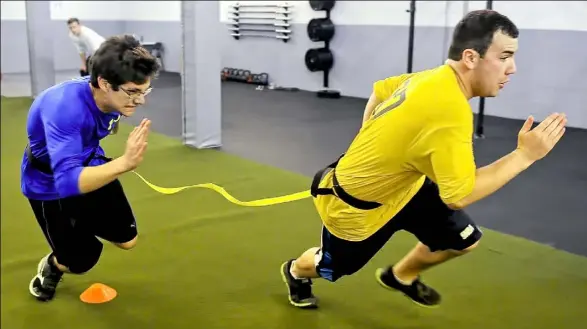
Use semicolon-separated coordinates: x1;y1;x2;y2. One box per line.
373;79;411;119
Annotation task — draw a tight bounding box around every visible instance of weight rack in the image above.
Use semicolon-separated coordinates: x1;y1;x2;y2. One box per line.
305;0;340;98
227;2;293;42
221;67;270;86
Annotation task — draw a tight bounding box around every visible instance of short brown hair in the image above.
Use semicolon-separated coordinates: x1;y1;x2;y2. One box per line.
89;35;161;89
448;10;519;60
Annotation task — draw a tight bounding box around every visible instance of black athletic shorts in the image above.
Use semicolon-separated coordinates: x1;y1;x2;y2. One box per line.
80;56;91;77
28;179;137;271
315;178;483;282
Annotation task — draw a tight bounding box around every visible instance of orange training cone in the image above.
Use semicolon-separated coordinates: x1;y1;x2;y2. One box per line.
80;283;117;304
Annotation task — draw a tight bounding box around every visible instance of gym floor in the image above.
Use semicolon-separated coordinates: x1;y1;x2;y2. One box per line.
1;71;586;329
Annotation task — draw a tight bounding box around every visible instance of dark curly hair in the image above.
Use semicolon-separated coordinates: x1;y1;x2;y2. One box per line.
89;35;160;90
448;10;519;60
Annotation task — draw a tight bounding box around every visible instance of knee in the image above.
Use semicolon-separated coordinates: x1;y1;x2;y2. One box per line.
114;236;138;250
463;239;481;253
451;240;480;256
65;248;103;274
314;248;364;283
319;263;359;283
294;247;320;270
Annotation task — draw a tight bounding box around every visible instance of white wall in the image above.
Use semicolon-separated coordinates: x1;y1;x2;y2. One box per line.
1;0;26;20
3;1;584;30
1;1;126;21
49;1;125;21
119;1;181;21
218;1;587;31
492;1;587;31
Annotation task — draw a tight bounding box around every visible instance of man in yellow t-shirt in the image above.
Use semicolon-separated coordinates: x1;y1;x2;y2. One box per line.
280;10;567;309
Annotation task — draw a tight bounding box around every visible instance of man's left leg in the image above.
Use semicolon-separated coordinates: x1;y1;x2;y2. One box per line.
80;56;91;76
390;239;479;285
375;239;479;307
27;198;104;301
67;179;139;250
280;247;320;308
283;220;401;309
375;183;482;307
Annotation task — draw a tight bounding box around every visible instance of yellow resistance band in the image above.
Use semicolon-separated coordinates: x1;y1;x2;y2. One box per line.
131;171;312;207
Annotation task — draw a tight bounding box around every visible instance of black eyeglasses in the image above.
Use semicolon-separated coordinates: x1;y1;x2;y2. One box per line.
119;86;153;100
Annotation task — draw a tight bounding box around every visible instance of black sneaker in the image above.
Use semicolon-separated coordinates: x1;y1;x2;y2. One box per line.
375;266;441;307
280;259;318;309
29;253;64;301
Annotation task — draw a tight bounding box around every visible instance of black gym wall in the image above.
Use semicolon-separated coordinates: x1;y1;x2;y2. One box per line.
1;1;586;129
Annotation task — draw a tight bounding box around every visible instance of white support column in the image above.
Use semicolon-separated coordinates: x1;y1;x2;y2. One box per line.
180;1;222;148
25;1;55;98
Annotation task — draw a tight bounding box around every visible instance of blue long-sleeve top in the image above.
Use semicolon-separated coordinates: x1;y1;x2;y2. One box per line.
21;77;122;201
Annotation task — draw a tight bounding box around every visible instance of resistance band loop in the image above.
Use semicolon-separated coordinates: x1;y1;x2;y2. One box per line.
25;144;312;207
131;171;312;207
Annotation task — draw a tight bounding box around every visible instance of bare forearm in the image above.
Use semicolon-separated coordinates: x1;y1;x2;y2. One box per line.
79;53;86;65
78;157;130;193
362;92;382;125
450;150;534;209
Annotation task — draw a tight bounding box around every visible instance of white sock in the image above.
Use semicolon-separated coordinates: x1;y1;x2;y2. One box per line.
392;269;414;286
290;261;302;280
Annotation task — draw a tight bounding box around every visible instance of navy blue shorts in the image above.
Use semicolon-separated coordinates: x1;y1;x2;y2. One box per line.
315;179;483;282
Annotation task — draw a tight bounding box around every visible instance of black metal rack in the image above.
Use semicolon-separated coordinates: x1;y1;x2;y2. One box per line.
227;2;293;42
406;0;416;73
475;0;494;139
305;1;340;98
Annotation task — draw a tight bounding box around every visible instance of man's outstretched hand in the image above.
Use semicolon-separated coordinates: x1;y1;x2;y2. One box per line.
122;118;151;171
516;113;567;163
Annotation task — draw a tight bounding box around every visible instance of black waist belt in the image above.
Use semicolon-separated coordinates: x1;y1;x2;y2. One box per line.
25;144;111;175
310;154;382;210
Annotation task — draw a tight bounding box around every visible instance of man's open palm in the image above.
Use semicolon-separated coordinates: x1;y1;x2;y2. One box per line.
517;113;567;162
123;119;151;170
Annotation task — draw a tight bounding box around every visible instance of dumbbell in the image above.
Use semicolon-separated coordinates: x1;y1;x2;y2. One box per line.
249;73;268;85
238;70;251;82
257;73;269;85
234;69;245;81
230;69;239;80
250;73;268;85
221;67;231;80
242;70;251;83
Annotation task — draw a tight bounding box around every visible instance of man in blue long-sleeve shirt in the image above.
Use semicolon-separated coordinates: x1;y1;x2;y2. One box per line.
22;35;160;301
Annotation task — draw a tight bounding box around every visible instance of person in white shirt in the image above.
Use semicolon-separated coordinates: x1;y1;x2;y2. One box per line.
67;18;106;76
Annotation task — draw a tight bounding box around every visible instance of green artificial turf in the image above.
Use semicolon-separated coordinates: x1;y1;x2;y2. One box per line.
2;96;586;329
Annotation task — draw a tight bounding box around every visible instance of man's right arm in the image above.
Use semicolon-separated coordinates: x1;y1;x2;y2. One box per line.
77;158;131;194
42;101;131;198
363;72;423;124
362;92;382;124
429;122;534;210
447;112;567;209
446;151;534;210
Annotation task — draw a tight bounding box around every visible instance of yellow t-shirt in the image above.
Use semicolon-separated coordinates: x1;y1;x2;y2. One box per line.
314;64;476;241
